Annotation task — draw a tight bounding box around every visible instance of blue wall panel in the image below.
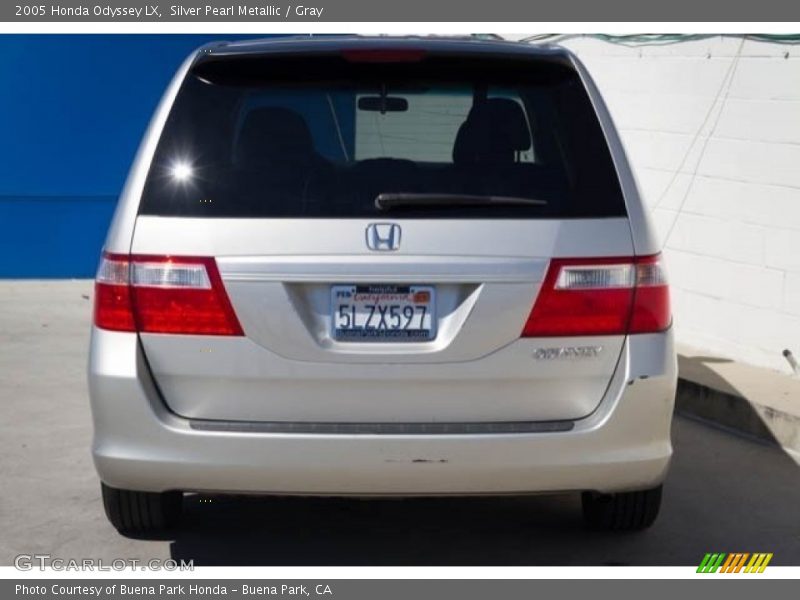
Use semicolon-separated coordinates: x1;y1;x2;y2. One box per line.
0;34;255;278
0;196;115;278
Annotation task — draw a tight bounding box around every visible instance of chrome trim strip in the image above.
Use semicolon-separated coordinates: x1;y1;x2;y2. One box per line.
218;255;545;283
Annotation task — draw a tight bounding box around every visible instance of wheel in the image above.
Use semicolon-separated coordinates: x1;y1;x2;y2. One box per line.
581;485;662;531
101;483;182;533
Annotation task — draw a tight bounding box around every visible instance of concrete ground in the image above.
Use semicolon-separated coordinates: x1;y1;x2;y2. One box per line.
1;281;799;566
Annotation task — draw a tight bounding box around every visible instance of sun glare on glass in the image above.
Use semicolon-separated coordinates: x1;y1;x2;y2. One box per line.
170;161;193;183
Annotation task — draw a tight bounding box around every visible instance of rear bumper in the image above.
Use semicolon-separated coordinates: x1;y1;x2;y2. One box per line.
88;328;676;495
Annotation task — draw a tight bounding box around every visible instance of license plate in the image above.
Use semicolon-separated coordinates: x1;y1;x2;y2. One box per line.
331;284;436;342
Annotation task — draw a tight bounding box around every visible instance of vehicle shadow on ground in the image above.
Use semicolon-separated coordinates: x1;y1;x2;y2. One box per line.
166;493;637;566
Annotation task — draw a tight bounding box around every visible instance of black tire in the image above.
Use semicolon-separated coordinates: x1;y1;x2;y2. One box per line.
581;485;662;531
101;483;182;533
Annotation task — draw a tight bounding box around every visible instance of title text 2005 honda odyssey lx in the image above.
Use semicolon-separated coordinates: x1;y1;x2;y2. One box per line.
89;36;677;534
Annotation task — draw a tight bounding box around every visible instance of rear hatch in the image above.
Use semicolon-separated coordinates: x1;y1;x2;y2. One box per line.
125;44;636;424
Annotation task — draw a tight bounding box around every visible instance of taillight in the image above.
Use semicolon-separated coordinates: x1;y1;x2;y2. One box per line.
522;254;670;337
94;254;135;332
93;253;243;336
628;256;671;334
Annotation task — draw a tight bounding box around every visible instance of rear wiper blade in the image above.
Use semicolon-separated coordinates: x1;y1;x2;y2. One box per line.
375;192;547;211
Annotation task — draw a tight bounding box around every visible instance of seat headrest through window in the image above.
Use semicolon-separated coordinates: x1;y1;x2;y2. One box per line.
237;107;315;167
452;98;532;165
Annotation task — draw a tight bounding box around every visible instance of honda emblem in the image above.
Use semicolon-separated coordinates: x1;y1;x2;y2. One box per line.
365;223;401;251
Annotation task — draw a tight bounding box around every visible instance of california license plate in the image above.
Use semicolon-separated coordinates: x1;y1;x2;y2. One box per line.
331;284;436;342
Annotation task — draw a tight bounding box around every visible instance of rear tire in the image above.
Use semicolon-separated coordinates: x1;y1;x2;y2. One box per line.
101;483;182;533
581;485;662;531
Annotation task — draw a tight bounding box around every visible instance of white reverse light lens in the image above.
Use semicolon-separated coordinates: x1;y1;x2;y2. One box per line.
95;255;129;284
170;161;193;182
555;264;634;290
636;261;668;287
131;262;211;289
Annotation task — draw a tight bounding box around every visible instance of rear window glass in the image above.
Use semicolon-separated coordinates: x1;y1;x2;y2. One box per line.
139;53;626;219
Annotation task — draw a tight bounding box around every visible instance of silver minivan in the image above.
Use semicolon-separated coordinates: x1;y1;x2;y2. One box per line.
89;36;676;534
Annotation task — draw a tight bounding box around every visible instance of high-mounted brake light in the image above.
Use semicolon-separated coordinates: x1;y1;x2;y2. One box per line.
93;253;243;336
522;254;670;337
341;49;427;63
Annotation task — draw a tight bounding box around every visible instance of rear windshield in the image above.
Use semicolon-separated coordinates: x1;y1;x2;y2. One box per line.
139;53;627;219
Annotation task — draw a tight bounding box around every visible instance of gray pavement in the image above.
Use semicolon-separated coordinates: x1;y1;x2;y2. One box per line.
1;281;799;566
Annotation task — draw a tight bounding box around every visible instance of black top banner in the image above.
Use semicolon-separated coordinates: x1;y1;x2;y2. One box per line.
5;0;799;21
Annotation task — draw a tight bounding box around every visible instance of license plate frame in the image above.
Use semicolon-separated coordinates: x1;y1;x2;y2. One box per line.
330;284;436;342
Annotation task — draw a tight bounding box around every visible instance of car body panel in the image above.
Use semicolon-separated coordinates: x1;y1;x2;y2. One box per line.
90;327;676;495
132;217;634;422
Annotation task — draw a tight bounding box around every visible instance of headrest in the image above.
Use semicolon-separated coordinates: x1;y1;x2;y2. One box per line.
453;98;532;164
237;107;315;167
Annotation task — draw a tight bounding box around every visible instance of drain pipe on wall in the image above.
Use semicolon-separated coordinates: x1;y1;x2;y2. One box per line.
784;349;800;376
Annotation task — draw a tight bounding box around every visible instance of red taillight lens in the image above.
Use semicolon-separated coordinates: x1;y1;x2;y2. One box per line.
628;257;671;334
522;254;670;337
94;255;135;332
93;253;243;336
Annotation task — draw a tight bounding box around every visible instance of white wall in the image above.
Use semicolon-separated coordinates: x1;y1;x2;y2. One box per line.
556;35;800;373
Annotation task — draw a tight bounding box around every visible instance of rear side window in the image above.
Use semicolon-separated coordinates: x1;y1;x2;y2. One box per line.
139;53;626;219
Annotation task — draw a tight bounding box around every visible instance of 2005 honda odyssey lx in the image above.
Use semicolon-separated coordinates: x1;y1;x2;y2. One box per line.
89;36;677;534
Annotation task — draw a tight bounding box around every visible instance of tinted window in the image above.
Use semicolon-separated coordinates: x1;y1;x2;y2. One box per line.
139;54;626;218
